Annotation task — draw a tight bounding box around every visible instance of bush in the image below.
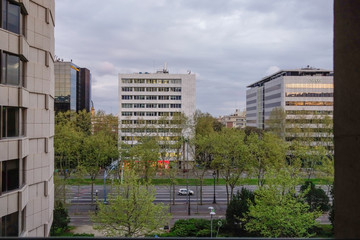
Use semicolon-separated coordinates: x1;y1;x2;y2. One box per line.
51;201;70;235
170;218;211;237
225;188;255;233
300;181;330;212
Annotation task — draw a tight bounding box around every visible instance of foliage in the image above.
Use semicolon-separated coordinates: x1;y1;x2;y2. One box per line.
51;201;70;235
300;181;330;212
329;183;335;231
246;132;287;186
210;128;249;204
266;107;287;140
170;218;211;237
244;168;321;238
92;110;118;141
91;169;171;237
225;188;255;232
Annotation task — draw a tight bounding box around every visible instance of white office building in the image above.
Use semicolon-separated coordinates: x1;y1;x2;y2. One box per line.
246;67;333;143
118;68;196;168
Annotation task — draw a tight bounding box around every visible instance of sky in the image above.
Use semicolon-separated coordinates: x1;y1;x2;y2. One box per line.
55;0;333;117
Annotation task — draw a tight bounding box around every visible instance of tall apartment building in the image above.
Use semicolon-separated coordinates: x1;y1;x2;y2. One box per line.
0;0;55;237
246;67;333;142
118;69;196;168
54;61;91;112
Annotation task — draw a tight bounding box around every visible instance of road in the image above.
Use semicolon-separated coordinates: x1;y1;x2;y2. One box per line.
66;184;331;226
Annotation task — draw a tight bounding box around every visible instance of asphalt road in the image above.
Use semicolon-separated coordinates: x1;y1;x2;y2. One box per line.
66;184;331;226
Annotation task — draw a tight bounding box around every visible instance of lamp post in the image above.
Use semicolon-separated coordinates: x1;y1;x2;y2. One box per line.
212;171;216;204
95;189;98;212
208;207;216;238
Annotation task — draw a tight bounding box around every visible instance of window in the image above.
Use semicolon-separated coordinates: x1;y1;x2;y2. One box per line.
122;95;133;100
134;112;145;116
170;79;181;84
146;95;157;100
170;104;181;108
122;112;132;116
1;159;19;194
122;120;132;124
1;52;23;86
121;103;133;108
122;87;132;92
158;87;169;92
134;103;145;108
146;87;157;92
171;87;181;92
0;212;18;236
134;87;145;92
158;104;169;108
2;0;23;35
122;79;133;84
146;104;157;108
170;95;181;100
158;95;169;100
0;107;24;138
146;79;157;84
158;112;169;116
134;79;145;84
146;112;157;116
134;95;145;100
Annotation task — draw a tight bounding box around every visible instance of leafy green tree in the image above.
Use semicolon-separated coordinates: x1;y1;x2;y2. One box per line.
244;168;321;238
246;132;287;186
225;188;254;233
80;131;119;203
126;136;160;184
193;110;222;204
91;170;171;237
300;181;330;212
92;110;118;142
211;128;249;204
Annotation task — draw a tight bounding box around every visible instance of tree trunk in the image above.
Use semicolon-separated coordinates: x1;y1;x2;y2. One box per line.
225;182;230;205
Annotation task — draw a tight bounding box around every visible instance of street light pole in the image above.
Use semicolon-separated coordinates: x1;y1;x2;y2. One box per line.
95;189;98;212
186;138;191;216
208;207;216;238
212;171;216;204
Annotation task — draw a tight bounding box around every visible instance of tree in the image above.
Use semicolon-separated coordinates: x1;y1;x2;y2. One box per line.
91;170;171;237
211;128;249;204
193;110;222;204
92;110;118;142
244;168;321;238
266;107;287;140
225;188;255;233
300;181;330;212
80;131;119;203
127;136;160;184
246;132;287;186
51;201;70;235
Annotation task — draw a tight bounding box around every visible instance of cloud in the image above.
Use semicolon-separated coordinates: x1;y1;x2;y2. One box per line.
55;0;333;116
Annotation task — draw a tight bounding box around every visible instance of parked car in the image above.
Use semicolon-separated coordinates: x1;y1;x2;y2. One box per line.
178;188;194;195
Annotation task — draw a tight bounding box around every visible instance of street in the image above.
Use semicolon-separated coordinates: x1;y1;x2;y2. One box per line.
66;184;331;227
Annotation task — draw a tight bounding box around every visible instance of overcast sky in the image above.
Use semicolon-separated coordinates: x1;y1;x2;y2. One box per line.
55;0;333;117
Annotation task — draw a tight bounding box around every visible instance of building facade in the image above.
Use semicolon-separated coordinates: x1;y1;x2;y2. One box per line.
0;0;55;237
118;69;196;168
246;67;333;141
218;109;246;129
54;61;91;112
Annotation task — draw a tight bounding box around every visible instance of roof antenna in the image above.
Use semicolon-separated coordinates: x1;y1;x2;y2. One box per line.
163;62;169;73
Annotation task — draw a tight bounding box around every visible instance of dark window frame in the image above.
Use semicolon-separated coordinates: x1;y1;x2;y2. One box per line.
0;51;24;87
1;0;26;35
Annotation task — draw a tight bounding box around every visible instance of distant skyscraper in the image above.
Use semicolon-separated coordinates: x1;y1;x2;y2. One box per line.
0;0;55;237
54;61;91;112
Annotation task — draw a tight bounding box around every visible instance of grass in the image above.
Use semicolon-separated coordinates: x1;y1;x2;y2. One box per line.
64;177;331;186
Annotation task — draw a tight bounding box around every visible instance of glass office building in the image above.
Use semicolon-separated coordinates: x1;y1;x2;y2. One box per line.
55;61;91;112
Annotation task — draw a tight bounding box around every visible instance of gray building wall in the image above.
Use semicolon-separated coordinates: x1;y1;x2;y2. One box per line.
0;0;55;237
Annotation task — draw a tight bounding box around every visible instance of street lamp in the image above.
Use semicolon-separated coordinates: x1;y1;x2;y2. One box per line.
212;171;216;204
95;189;98;211
208;207;216;238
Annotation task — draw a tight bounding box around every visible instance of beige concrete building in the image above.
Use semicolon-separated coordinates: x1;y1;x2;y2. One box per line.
218;109;246;129
0;0;55;237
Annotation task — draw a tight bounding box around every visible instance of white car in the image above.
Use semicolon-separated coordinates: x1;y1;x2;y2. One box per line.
178;188;194;195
